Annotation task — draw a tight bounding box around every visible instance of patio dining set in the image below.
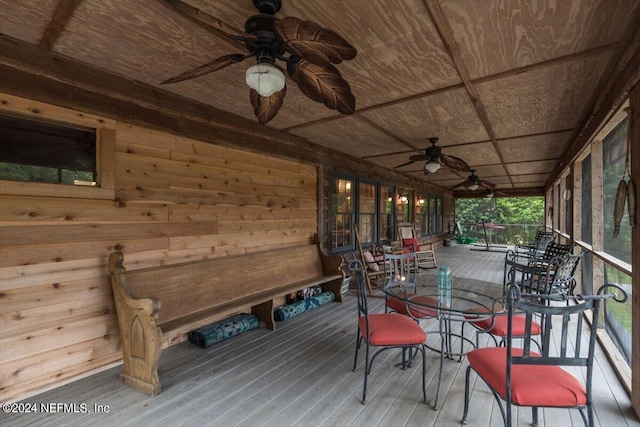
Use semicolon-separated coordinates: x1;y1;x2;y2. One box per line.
348;228;627;427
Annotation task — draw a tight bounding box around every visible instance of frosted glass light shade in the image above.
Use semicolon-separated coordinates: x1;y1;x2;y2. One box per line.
468;183;478;191
424;160;440;174
246;63;285;97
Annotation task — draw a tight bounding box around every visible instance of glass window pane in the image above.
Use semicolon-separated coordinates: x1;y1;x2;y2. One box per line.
0;114;96;185
419;195;427;235
379;185;393;241
358;182;376;243
331;178;354;250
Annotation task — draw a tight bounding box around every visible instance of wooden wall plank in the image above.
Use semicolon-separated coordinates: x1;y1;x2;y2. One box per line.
168;204;316;222
117;186;300;208
117;170;313;200
0;221;219;246
2;238;169;267
0;333;120;394
0;314;119;364
0;92;115;129
115;151;312;189
0;181;115;200
0;195;168;222
169;230;314;252
1;295;114;337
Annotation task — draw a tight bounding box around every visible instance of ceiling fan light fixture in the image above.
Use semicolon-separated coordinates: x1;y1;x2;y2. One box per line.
468;183;478;191
246;63;285;97
424;160;441;174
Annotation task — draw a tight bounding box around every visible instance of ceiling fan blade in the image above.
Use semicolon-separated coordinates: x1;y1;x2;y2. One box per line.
160;0;257;42
449;180;473;191
394;160;415;169
289;58;355;114
250;85;287;124
275;17;357;65
161;54;247;85
440;154;471;172
408;154;430;162
478;179;497;190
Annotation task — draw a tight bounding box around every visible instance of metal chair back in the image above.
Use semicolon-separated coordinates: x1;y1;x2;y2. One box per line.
503;250;552;296
503;283;627;426
384;251;417;290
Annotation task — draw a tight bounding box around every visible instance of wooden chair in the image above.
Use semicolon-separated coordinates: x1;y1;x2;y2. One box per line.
397;222;437;269
462;283;628;427
348;259;428;404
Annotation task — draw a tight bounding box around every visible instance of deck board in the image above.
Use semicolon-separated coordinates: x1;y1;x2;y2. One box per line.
3;245;637;427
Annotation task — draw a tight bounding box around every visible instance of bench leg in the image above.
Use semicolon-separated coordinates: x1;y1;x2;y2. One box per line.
252;300;276;330
323;278;344;303
119;314;163;396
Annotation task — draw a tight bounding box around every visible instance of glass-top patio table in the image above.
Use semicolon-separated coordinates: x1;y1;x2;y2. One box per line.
382;274;506;409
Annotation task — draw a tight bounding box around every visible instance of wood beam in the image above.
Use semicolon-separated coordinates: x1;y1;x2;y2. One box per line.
630;82;640;419
38;0;83;50
422;0;513;190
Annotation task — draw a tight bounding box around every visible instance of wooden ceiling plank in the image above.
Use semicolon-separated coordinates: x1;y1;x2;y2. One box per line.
38;0;83;50
422;0;513;187
473;43;618;86
352;115;416;151
155;0;254;48
549;8;640;186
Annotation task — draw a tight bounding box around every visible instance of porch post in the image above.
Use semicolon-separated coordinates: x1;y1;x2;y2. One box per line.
630;82;640;418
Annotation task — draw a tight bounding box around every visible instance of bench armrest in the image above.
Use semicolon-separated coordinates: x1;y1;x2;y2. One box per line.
108;251;163;396
316;243;345;279
108;252;160;316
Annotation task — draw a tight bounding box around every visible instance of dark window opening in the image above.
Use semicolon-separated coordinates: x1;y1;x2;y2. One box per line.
0;114;96;185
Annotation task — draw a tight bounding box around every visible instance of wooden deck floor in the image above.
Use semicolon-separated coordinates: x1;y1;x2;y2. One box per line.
3;245;638;427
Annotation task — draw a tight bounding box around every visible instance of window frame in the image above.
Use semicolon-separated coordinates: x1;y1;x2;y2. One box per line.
0;94;115;200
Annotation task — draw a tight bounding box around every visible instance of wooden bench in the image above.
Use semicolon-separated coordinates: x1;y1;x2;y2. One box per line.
108;243;345;396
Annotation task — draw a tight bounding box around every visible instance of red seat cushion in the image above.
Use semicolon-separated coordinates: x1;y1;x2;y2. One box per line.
358;313;426;346
468;308;542;337
402;238;421;252
468;347;587;407
387;295;438;318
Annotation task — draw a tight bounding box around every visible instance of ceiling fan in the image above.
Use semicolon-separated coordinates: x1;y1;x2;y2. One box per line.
159;0;357;124
449;170;496;192
394;137;471;175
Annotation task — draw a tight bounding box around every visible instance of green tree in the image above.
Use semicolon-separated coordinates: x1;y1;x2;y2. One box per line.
455;196;544;244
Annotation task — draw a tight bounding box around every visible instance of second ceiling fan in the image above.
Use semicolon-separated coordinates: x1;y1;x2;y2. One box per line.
449;170;497;192
395;137;471;175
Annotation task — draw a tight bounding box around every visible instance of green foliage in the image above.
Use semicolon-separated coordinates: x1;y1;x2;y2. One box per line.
0;162;94;185
455;197;544;226
455;197;545;244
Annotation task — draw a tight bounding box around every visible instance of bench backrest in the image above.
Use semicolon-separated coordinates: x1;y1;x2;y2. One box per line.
122;245;325;324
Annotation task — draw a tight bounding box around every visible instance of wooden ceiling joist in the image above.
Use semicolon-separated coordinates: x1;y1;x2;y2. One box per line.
38;0;83;50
